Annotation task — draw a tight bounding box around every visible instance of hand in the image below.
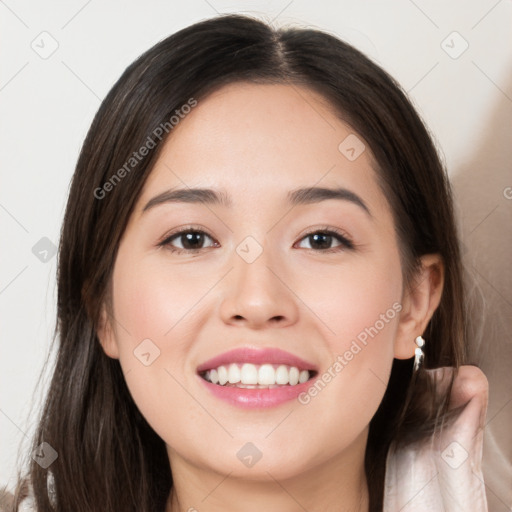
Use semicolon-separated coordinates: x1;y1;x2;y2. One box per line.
384;365;489;512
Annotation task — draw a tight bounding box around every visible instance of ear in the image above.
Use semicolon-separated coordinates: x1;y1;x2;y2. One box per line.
394;254;444;359
96;303;120;359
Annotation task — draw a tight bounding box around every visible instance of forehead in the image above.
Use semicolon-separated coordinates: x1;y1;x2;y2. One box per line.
137;82;387;216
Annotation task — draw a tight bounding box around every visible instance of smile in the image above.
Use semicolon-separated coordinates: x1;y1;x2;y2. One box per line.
196;347;319;408
200;363;315;388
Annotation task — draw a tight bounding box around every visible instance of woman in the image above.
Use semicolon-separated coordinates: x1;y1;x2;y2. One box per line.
8;14;488;512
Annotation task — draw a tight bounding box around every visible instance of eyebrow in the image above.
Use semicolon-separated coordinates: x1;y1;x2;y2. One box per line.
142;186;371;216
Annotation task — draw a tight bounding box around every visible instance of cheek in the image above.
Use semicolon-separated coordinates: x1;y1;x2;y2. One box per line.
301;248;402;360
112;256;209;341
293;252;402;441
107;253;213;442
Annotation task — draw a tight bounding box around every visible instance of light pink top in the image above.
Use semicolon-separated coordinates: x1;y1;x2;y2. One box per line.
384;367;489;511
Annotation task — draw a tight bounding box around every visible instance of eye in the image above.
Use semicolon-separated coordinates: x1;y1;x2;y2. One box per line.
295;227;354;253
158;225;354;254
158;226;218;253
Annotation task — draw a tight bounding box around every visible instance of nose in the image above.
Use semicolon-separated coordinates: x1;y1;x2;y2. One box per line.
219;242;300;329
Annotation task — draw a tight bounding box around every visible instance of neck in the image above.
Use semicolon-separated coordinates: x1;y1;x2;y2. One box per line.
165;430;370;512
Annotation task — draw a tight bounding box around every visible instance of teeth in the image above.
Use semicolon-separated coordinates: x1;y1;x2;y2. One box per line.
228;363;241;384
275;365;289;384
241;363;259;384
209;368;219;384
258;364;275;385
202;363;312;387
218;365;228;385
289;367;299;385
299;370;309;383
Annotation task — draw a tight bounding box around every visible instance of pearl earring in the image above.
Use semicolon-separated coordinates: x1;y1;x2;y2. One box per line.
413;335;425;371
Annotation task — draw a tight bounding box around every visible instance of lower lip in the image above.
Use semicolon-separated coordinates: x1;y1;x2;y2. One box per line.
198;375;317;409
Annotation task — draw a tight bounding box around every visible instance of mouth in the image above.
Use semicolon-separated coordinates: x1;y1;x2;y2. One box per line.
196;347;318;408
199;363;318;388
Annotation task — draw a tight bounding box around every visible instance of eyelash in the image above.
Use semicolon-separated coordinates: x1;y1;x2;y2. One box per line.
158;225;355;255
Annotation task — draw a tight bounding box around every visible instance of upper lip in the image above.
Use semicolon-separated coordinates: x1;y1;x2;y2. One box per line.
196;347;318;373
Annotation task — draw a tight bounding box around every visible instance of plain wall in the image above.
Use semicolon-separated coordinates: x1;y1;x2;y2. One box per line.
1;1;511;510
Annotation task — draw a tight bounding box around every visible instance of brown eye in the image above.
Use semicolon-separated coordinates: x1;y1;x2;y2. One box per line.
296;228;354;252
159;228;217;253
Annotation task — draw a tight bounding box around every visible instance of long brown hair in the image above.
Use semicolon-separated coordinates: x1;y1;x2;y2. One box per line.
12;14;465;511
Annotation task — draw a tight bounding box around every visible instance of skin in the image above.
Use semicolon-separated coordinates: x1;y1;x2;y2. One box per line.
97;82;445;512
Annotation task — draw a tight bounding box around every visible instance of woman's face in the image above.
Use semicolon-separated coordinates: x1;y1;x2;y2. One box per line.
100;82;408;482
